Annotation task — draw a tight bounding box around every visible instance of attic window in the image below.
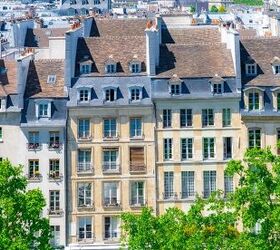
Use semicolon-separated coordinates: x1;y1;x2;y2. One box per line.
169;74;182;96
36;100;52;119
106;64;116;74
0;67;7;74
210;75;224;94
80;64;91;74
47;75;56;84
245;63;257;76
104;87;117;102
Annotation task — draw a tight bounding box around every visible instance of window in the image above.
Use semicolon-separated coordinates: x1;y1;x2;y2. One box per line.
78;119;90;139
78;183;92;207
163;109;172;128
106;64;116;73
246;64;257;76
49;159;60;179
103;149;119;172
213;83;222;94
50;226;60;246
130;147;145;172
170;84;181;95
131;63;140;73
94;0;100;4
79;89;90;102
274;65;280;74
103;182;119;206
181;138;193;160
82;0;88;4
181;171;195;198
277;93;280;111
78;149;91;172
202;109;214;126
0;127;2;141
104;217;119;240
78;217;92;240
224;174;233;197
103;118;117;138
248;129;261;149
39;103;49;118
164;171;174;199
130;88;141;101
80;64;91;74
49;191;60;212
130;181;144;205
180;109;192;127
222;108;231;127
130;118;142;138
49;132;60;149
248;92;259;110
203;171;216;198
47;75;56;84
29;160;39;178
28;132;40;150
203;137;215;159
105;88;116;102
164;138;172;160
223;137;232;159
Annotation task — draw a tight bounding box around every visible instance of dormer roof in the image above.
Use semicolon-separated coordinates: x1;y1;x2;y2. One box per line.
209;74;224;84
271;56;280;66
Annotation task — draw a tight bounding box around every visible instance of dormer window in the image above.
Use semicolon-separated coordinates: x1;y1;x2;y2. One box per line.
82;0;88;4
36;100;51;119
245;63;257;76
244;87;264;111
79;89;90;102
271;57;280;75
169;74;182;96
249;92;259;110
104;88;117;102
80;64;91;74
275;65;280;74
210;75;224;94
130;87;142;101
47;75;56;84
106;64;116;74
0;98;4;111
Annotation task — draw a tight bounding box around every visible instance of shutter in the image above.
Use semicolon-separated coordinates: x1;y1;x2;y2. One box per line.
130;147;145;172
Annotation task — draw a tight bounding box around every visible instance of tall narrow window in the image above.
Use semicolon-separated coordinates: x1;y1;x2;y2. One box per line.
103;182;119;206
49;131;60;149
223;137;232;159
130;88;141;101
103;149;119;172
163;109;171;128
224;174;233;197
170;84;181;95
181;171;195;198
0;127;2;141
104;217;119;240
78;119;90;139
130;181;145;205
49;159;60;179
78;217;92;240
39;103;49;118
246;64;257;76
130;147;145;172
78;149;91;172
49;191;60;213
164;171;174;199
79;89;89;102
50;226;60;246
203;171;216;198
103;118;117;138
28;131;40;150
203;137;215;159
78;183;92;207
213;83;222;94
202;109;214;126
248;129;261;149
181;138;193;160
277;93;280;111
105;88;116;102
248;92;259;110
180;109;192;127
130;118;142;138
164;138;172;160
222;108;231;127
29;160;39;178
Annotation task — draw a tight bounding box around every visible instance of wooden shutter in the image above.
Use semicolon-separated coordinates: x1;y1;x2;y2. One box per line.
130;147;145;172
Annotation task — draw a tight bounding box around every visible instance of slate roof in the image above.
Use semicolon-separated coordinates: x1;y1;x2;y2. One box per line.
25;59;66;98
24;28;67;48
157;27;235;78
240;38;280;87
0;59;17;97
237;28;257;40
76;36;146;76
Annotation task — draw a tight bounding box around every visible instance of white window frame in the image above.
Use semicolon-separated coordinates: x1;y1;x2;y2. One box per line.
103;182;119;206
130;117;142;138
103;87;117;102
130;181;145;205
203;137;215;160
273;65;280;74
78;183;92;207
50;225;60;246
181;171;195;198
47;75;56;84
36;100;51;119
169;83;181;95
78;217;92;240
164;171;174;199
212;83;223;94
203;170;216;198
245;63;257;76
163;138;172;161
130;62;141;73
49;190;60;212
104;216;119;240
78;119;90;139
103;118;117;138
78;88;91;103
80;63;91;74
222;108;231;127
129;86;142;102
105;63;116;74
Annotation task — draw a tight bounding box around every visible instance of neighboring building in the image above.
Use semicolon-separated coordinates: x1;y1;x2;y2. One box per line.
240;37;280;156
66;17;156;249
20;58;68;247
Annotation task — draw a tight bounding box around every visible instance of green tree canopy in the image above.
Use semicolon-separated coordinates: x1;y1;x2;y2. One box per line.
121;147;280;249
0;160;52;250
210;5;218;12
234;0;263;6
218;5;227;13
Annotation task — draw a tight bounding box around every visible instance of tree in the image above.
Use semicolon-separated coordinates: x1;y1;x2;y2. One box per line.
121;147;280;249
210;5;218;13
190;6;195;13
0;160;52;250
218;5;226;13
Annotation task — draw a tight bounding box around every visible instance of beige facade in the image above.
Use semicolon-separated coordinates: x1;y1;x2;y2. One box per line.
67;105;156;246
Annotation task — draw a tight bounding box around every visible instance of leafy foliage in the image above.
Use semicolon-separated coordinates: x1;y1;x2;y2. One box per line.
210;5;218;12
190;6;195;13
234;0;263;6
121;147;280;249
0;160;52;250
218;5;227;13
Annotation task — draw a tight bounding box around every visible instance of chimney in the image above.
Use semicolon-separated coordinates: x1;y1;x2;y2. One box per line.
145;21;159;76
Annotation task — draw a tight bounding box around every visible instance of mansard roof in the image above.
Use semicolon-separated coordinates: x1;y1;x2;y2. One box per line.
24;28;67;48
157;27;235;78
25;59;66;98
240;38;280;87
0;59;17;97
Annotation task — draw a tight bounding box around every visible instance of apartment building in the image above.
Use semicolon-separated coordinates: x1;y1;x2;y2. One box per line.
151;23;242;214
66;18;156;249
240;37;280;155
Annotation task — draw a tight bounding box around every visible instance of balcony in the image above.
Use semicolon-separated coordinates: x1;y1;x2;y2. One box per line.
27;143;42;151
48;209;63;217
130;198;146;208
103;132;119;141
162;192;178;200
102;163;120;174
27;173;42;182
77;233;95;243
48;142;63;150
77;163;94;174
48;172;63;182
103;232;120;242
77;134;92;142
77;203;94;210
129;162;146;174
103;198;121;209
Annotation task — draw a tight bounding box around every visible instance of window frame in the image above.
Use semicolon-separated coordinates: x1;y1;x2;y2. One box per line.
245;63;257;76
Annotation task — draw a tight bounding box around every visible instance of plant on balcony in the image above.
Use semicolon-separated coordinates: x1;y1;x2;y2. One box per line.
0;159;52;249
49;142;60;149
49;170;58;179
34;170;40;177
